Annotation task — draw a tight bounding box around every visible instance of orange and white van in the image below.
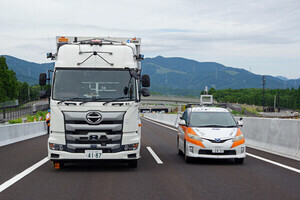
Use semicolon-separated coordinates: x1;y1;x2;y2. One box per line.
177;107;246;164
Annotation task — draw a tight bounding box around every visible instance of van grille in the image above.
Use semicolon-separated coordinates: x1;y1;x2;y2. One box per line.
198;149;236;155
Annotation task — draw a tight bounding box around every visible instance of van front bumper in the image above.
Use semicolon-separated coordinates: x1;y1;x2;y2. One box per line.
185;141;246;159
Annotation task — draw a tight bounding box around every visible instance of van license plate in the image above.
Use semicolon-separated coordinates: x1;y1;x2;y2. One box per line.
212;148;224;153
85;150;102;159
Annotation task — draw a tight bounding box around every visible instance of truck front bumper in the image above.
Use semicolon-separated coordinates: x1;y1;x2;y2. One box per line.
48;148;140;161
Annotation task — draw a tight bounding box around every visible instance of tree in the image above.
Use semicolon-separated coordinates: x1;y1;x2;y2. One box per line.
0;56;19;102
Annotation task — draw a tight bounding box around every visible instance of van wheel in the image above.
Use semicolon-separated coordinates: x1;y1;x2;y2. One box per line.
184;140;192;163
177;137;183;156
235;158;244;164
128;160;138;168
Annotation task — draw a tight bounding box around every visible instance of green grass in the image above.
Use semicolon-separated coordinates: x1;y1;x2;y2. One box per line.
8;110;48;124
231;110;241;115
242;106;259;115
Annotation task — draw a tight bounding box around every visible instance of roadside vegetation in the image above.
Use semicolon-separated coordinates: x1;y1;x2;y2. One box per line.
8;110;47;124
206;88;300;110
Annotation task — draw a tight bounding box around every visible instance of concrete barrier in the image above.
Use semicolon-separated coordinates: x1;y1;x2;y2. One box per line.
143;113;300;160
0;122;47;147
143;113;179;127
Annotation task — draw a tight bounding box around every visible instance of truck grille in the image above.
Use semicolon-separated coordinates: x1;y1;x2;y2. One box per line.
63;111;125;153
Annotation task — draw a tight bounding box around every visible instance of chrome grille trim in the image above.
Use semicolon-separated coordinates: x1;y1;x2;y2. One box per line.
66;124;122;132
63;111;125;153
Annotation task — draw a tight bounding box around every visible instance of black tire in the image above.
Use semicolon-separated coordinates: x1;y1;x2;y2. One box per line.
177;137;183;156
128;160;138;168
184;140;192;163
235;158;244;164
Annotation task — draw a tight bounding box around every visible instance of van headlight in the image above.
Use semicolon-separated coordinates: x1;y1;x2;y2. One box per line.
49;143;64;151
187;133;203;142
233;134;244;142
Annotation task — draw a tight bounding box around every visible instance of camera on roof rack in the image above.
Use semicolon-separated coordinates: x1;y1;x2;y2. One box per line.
46;52;56;60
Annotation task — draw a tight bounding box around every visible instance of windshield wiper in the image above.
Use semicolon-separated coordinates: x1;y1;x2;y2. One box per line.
196;125;228;127
78;97;109;105
103;97;131;105
57;97;86;104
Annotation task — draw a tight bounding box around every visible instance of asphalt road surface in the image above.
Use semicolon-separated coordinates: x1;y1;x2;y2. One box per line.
0;118;299;200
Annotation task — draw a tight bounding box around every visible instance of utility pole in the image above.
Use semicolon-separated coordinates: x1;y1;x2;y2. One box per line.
28;85;30;101
262;76;266;111
277;89;280;112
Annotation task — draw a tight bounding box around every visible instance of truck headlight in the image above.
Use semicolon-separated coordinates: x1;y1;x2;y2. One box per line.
124;143;139;151
187;133;203;142
233;134;244;142
49;143;64;151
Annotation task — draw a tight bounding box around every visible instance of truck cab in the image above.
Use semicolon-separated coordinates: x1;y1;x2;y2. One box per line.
40;36;150;168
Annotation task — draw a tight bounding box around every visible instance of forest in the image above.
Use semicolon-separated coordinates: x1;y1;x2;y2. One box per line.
0;56;44;104
207;87;300;110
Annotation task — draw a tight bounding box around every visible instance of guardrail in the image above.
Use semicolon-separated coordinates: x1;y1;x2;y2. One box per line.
143;113;300;161
0;99;49;123
0;122;47;147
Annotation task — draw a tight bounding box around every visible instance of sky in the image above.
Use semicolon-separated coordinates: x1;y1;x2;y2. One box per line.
0;0;300;79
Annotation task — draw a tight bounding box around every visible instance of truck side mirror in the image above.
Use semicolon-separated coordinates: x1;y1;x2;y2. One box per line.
39;73;47;86
141;88;150;97
142;74;150;87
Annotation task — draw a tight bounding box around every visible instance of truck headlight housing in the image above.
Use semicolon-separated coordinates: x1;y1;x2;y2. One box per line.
49;143;64;151
187;133;203;142
124;143;139;151
232;134;244;142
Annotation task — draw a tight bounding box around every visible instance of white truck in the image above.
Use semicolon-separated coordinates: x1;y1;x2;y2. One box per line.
39;36;150;168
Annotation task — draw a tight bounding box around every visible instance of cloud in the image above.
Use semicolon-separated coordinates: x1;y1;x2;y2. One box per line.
0;0;300;78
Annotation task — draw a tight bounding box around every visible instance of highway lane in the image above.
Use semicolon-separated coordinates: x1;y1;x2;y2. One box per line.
0;118;299;200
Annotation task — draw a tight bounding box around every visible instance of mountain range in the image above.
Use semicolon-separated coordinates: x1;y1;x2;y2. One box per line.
3;55;53;85
142;56;300;90
2;55;300;95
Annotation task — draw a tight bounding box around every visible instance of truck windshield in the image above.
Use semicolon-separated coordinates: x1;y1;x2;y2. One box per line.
189;112;237;127
52;69;137;101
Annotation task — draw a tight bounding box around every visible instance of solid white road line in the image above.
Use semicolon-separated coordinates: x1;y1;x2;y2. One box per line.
0;157;49;193
246;153;300;174
147;147;163;164
143;117;300;173
142;117;178;131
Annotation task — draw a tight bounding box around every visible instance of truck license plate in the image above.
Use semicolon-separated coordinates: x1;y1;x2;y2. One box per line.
85;150;102;159
212;148;224;153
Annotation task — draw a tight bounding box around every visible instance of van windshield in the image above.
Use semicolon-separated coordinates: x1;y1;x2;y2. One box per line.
52;69;137;101
189;112;237;127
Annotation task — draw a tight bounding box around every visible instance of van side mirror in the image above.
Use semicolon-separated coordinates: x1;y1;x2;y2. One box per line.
39;73;47;86
142;74;150;87
237;120;243;127
141;88;150;97
178;119;186;126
